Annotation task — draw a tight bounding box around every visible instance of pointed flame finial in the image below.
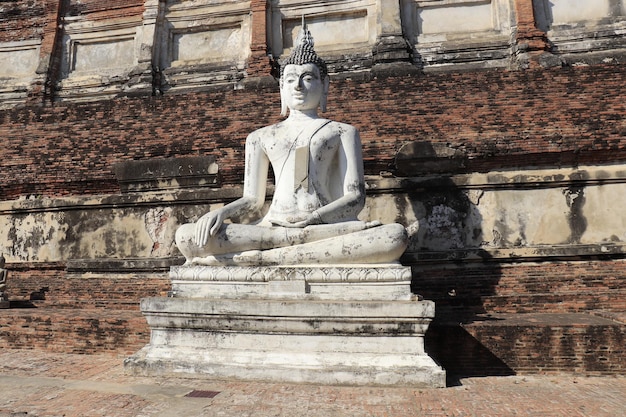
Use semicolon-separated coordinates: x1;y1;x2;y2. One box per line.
295;15;314;48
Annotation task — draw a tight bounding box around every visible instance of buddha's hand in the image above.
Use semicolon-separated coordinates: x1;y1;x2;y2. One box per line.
273;212;323;228
194;210;225;246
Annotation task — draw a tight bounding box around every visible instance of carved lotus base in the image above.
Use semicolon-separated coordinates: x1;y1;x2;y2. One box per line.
169;263;414;301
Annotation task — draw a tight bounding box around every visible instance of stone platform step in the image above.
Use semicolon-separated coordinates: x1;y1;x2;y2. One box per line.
0;307;149;355
426;312;626;379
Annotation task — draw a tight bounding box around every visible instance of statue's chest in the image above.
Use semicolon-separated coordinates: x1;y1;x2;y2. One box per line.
263;133;339;169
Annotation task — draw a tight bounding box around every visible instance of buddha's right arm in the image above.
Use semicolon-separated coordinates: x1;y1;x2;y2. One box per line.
241;132;270;212
194;196;258;245
194;133;269;246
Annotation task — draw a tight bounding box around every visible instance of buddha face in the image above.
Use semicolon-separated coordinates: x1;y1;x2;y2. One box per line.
280;63;328;114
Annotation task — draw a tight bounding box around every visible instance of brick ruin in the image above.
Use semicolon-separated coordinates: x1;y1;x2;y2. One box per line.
0;0;625;379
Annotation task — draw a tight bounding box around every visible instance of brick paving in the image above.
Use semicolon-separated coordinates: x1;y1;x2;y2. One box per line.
0;350;624;417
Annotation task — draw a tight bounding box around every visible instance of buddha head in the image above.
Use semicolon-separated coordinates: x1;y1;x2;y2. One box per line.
280;24;329;116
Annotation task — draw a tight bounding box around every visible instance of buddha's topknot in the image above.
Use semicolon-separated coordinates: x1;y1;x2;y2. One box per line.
280;24;328;80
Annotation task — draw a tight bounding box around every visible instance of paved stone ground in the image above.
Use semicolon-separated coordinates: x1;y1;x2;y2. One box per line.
0;350;624;417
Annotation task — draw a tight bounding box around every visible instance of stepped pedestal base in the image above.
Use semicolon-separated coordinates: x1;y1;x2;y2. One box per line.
125;265;445;387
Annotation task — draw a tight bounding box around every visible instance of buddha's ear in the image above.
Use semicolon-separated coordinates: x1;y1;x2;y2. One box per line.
320;75;330;113
280;80;288;116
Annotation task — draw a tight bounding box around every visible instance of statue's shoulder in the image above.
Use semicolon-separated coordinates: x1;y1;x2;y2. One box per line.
323;120;359;138
248;124;275;136
247;123;281;142
328;120;356;130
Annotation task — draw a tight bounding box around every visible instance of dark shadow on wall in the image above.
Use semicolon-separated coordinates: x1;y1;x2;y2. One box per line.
426;323;515;387
533;0;555;33
394;141;513;383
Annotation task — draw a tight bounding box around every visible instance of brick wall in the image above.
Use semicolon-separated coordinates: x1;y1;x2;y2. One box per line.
415;259;626;316
66;0;144;17
6;263;170;310
0;308;149;354
5;262;65;301
1;63;625;200
0;0;46;42
427;317;626;377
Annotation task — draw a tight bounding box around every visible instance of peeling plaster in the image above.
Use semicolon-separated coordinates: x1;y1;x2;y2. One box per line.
563;186;587;244
422;204;465;250
145;207;177;257
5;212;68;262
1;164;625;263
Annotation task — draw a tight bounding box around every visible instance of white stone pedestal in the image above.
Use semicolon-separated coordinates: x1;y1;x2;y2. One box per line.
125;264;446;387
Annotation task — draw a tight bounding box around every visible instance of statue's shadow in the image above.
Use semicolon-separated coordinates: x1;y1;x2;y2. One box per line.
393;141;512;385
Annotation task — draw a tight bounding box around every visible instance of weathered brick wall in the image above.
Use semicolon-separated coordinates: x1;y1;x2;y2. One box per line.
7;258;625;315
415;259;626;316
427;318;626;376
0;0;46;42
5;262;65;301
66;0;144;17
0;308;149;354
19;0;147;29
1;63;625;200
6;263;170;310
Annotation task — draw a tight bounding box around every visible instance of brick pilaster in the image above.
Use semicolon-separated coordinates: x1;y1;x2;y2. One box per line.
247;0;273;78
373;0;411;64
27;0;66;105
513;0;549;68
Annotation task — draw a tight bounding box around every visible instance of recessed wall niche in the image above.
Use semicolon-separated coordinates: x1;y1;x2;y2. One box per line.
0;39;41;108
57;14;146;101
401;0;514;69
533;0;626;62
269;0;378;72
156;0;252;92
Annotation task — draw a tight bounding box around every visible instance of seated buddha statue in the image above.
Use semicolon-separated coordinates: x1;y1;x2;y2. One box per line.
175;26;409;266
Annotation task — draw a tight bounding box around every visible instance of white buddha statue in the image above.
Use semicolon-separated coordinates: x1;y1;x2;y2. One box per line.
175;26;409;266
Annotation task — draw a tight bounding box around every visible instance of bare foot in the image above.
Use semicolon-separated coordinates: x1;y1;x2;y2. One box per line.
232;250;264;265
365;220;382;228
191;255;235;266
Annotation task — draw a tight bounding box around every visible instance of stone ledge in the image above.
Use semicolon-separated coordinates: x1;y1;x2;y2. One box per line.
459;312;624;327
126;345;445;387
141;297;433;335
113;156;219;192
141;297;434;323
3;162;625;214
67;257;180;273
405;243;626;265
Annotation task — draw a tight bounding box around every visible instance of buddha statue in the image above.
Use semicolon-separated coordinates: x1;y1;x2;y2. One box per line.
175;25;409;266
